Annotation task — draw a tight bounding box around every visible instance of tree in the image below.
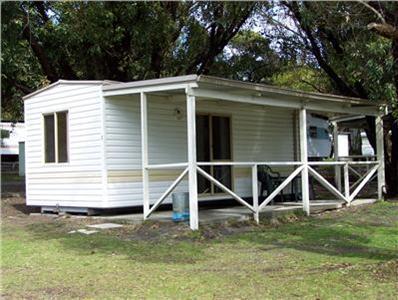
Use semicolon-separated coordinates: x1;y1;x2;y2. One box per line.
360;1;398;196
273;1;397;196
1;1;257;119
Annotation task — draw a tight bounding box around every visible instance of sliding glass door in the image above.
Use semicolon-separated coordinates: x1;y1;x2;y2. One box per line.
196;114;232;195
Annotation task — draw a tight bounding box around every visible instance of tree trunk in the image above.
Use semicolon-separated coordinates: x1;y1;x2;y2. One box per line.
389;119;398;196
385;39;398;197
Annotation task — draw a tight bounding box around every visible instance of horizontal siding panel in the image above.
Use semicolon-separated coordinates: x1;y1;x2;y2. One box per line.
29;178;102;185
27;97;100;114
28;170;101;177
26;86;100;105
28;189;103;196
25;83;104;208
27;195;102;201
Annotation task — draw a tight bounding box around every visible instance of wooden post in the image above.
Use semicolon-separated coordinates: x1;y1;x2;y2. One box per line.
140;92;150;219
344;162;350;205
299;108;310;215
376;115;385;199
186;89;199;230
332;121;342;191
251;164;259;224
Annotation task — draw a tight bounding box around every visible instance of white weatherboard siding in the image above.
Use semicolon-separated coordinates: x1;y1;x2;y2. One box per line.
25;84;105;208
104;96;295;208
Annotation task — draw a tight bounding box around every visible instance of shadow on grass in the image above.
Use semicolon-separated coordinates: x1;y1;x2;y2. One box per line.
226;203;398;262
22;202;398;264
230;221;398;261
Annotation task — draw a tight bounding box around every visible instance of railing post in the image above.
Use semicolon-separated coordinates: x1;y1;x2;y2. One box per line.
252;164;259;224
376;115;385;199
140;92;150;219
299;108;310;215
332;121;342;191
344;162;350;205
186;88;198;230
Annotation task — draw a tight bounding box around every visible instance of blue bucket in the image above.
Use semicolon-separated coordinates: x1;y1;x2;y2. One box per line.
172;192;189;222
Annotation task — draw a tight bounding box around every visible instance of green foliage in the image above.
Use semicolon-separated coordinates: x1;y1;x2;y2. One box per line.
272;65;332;92
1;129;10;139
2;1;397;120
210;30;282;83
275;1;397;113
1;2;47;120
1;2;259;120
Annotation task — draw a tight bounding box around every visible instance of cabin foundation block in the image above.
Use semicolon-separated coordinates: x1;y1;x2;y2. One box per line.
41;206;98;216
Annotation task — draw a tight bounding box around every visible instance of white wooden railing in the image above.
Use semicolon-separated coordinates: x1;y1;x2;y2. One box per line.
144;163;188;219
143;160;380;222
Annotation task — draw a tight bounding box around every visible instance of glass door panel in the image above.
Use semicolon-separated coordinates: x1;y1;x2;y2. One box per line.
196;115;211;194
212;116;232;193
196;114;232;195
212;116;231;160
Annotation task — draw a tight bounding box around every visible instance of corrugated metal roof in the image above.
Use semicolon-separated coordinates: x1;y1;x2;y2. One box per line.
103;74;379;106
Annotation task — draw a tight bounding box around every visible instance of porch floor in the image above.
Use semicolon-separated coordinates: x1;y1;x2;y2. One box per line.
88;199;377;225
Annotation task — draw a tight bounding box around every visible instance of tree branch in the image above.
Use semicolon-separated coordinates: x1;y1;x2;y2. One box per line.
15;83;34;94
367;22;398;40
284;1;359;97
21;13;58;82
356;0;386;23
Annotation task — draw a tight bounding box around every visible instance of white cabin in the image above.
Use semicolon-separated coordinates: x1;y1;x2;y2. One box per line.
23;75;385;229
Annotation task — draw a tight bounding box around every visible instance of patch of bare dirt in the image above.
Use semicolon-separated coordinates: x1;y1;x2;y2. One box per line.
1;195;44;227
1;195;305;242
370;260;398;281
1;286;86;300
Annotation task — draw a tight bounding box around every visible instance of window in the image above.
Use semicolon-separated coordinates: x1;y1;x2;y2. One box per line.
44;114;55;162
57;112;68;162
44;111;68;163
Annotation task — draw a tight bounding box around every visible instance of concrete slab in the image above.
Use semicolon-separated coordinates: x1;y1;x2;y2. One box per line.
76;229;98;235
350;198;377;206
86;223;123;229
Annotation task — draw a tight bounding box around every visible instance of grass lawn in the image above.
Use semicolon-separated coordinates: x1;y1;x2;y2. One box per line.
1;173;23;183
1;197;397;299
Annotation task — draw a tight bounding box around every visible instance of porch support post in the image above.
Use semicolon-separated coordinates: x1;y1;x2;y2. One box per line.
251;164;259;224
299;108;310;215
376;115;385;199
140;92;150;219
332;121;342;191
344;162;350;205
186;88;199;230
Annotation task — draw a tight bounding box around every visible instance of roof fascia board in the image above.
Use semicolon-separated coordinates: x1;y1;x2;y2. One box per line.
102;82;198;97
102;75;198;92
192;87;379;116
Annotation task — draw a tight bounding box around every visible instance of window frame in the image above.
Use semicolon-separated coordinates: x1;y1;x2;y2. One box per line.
42;110;69;165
